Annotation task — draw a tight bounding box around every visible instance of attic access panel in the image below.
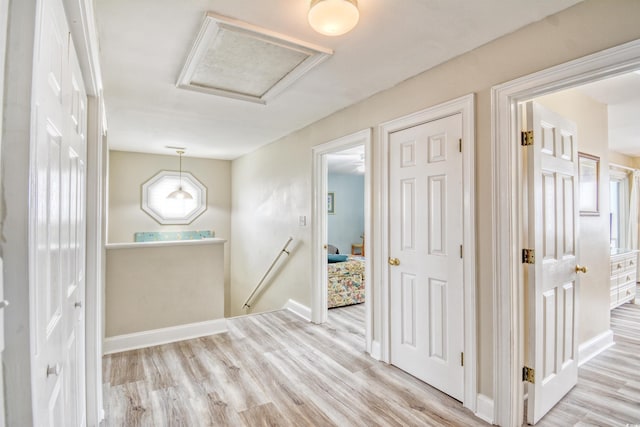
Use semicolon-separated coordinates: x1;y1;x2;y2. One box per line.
177;12;333;104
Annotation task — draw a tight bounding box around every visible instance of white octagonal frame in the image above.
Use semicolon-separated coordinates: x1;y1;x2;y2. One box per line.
141;170;207;225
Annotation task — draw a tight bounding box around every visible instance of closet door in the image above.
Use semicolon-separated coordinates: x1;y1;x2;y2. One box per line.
31;0;87;424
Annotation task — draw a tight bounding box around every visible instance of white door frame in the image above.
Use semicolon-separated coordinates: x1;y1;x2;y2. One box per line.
311;129;373;352
61;0;106;424
491;39;640;427
0;10;8;426
85;95;106;425
378;94;477;412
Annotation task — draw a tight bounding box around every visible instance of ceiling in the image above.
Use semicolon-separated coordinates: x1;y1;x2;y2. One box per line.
577;71;640;157
96;0;582;160
328;145;365;175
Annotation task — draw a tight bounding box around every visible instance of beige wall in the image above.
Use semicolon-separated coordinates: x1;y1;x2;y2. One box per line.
609;150;636;168
230;0;640;400
105;241;225;336
108;150;232;313
108;150;231;242
535;89;610;345
230;139;311;315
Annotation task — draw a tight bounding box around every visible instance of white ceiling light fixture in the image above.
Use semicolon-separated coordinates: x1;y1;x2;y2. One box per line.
167;150;193;200
308;0;359;36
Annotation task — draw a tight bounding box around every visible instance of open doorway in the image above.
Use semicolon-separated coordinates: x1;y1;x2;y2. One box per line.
311;129;372;354
491;40;640;427
519;69;640;425
326;146;366;330
326;144;370;349
496;56;640;424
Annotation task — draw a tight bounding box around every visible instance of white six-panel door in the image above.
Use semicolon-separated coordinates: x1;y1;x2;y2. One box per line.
31;0;87;424
389;113;464;401
0;258;5;427
525;102;579;424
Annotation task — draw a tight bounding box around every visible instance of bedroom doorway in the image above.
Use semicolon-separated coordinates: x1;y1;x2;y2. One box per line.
518;72;640;425
326;146;366;332
491;40;640;426
311;129;372;355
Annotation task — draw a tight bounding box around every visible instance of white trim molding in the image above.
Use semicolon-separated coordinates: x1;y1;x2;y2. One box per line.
378;93;477;412
310;129;373;355
62;0;103;96
491;39;640;427
176;12;332;105
578;330;614;367
283;299;312;321
103;318;228;355
369;340;382;361
85;95;106;427
475;394;495;425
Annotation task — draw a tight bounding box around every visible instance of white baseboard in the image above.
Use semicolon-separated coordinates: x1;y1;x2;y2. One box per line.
103;318;228;354
578;329;614;366
475;394;494;424
283;299;311;321
370;340;382;360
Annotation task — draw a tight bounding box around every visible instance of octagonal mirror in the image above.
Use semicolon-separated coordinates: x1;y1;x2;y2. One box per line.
141;171;207;225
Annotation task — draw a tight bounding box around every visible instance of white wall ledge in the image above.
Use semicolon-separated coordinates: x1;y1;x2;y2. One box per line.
106;237;226;250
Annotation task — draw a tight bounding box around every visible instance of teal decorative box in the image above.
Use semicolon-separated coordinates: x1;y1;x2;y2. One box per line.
133;230;215;242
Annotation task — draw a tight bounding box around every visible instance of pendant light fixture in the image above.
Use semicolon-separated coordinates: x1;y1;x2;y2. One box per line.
308;0;359;36
167;150;193;200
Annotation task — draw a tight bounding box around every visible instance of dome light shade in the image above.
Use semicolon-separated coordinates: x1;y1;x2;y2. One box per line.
167;187;193;200
308;0;359;36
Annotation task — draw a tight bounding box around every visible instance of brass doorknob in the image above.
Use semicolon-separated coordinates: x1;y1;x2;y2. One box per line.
388;257;400;266
575;265;588;274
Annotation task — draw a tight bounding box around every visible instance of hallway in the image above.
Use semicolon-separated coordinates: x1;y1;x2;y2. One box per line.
537;302;640;426
103;305;484;426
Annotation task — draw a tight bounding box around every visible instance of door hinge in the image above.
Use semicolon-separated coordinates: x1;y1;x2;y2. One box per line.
521;130;534;146
522;366;535;383
460;244;463;259
522;248;536;264
460;352;464;367
459;138;462;153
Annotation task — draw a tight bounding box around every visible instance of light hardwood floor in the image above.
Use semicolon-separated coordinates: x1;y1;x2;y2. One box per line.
103;302;640;426
535;302;640;426
103;304;486;426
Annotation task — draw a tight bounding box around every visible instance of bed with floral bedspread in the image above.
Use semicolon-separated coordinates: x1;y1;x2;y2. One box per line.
328;256;364;308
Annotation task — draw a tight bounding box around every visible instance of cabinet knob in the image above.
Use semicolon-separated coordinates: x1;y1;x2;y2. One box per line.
388;257;400;266
0;300;8;309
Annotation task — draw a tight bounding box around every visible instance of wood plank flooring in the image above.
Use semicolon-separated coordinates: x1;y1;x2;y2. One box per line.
103;304;486;426
104;302;640;426
535;302;640;426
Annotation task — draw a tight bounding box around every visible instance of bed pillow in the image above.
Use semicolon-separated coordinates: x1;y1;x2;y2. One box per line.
328;254;348;263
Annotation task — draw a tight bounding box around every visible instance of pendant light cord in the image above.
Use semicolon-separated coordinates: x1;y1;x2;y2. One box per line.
178;150;184;188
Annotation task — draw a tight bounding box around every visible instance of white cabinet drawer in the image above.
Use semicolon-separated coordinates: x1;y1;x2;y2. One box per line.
610;250;639;310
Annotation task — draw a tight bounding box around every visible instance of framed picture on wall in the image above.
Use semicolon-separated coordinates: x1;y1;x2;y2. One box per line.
328;192;335;215
578;152;600;216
